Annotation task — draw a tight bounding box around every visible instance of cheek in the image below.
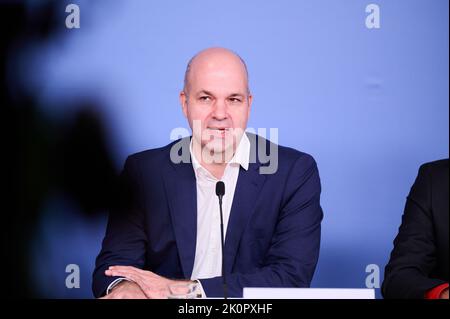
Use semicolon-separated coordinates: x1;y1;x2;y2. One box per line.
189;109;217;133
187;107;208;124
230;107;249;127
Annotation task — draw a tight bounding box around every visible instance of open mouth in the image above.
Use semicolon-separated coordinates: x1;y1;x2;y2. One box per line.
207;127;230;132
206;127;231;138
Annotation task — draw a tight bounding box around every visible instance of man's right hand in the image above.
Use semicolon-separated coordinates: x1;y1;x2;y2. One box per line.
100;280;147;299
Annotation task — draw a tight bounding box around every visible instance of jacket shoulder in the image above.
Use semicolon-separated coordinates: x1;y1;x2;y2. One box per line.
247;133;318;175
420;159;449;174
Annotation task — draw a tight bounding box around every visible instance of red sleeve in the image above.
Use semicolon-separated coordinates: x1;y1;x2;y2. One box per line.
424;283;449;299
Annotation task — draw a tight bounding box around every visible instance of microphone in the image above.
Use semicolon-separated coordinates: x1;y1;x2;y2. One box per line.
215;181;227;299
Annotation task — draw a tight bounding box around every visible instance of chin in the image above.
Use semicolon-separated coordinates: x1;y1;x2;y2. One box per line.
202;140;234;160
204;140;226;153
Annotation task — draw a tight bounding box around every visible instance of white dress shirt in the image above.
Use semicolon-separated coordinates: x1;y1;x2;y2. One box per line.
190;133;250;295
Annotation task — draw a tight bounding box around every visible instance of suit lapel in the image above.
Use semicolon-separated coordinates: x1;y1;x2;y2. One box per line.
163;148;197;279
225;151;266;274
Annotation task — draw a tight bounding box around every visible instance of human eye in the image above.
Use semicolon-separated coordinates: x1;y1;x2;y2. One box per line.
228;97;243;103
199;95;212;102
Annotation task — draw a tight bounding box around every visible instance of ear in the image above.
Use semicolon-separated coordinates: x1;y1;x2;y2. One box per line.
247;93;253;117
180;91;188;118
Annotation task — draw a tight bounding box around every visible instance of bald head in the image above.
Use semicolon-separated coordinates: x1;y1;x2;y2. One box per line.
183;47;250;95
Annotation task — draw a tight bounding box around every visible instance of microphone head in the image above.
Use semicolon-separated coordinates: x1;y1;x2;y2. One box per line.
215;181;225;197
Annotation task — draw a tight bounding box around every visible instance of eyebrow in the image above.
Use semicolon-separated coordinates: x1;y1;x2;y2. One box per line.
197;90;215;96
228;93;245;98
196;90;245;97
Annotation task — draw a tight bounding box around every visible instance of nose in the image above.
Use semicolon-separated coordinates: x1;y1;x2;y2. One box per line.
212;99;227;120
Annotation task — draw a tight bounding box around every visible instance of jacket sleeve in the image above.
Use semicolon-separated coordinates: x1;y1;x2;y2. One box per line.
200;154;323;297
382;164;446;299
92;156;147;298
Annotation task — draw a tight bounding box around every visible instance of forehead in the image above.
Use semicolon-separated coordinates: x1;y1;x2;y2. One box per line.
190;68;248;94
187;53;248;94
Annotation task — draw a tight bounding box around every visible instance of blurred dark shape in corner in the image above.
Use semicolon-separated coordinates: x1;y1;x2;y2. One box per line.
58;107;117;215
1;2;116;298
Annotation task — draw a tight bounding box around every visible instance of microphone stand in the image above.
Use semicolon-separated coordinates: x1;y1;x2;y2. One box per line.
218;194;227;300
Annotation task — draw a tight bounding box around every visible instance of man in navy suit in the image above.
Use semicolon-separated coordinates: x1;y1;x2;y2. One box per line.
93;47;323;298
382;159;449;299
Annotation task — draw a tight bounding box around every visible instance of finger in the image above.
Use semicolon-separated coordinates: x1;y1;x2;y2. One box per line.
107;269;158;287
108;266;145;274
106;269;144;280
149;293;165;299
109;266;153;277
104;268;140;277
104;268;138;277
146;288;167;299
108;265;136;271
107;270;143;283
157;288;169;299
104;269;115;276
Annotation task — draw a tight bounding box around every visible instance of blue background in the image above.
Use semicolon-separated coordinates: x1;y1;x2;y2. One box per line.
19;0;448;298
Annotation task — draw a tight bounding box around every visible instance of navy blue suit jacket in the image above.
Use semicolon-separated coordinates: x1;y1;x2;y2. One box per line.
93;134;323;298
382;159;449;298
